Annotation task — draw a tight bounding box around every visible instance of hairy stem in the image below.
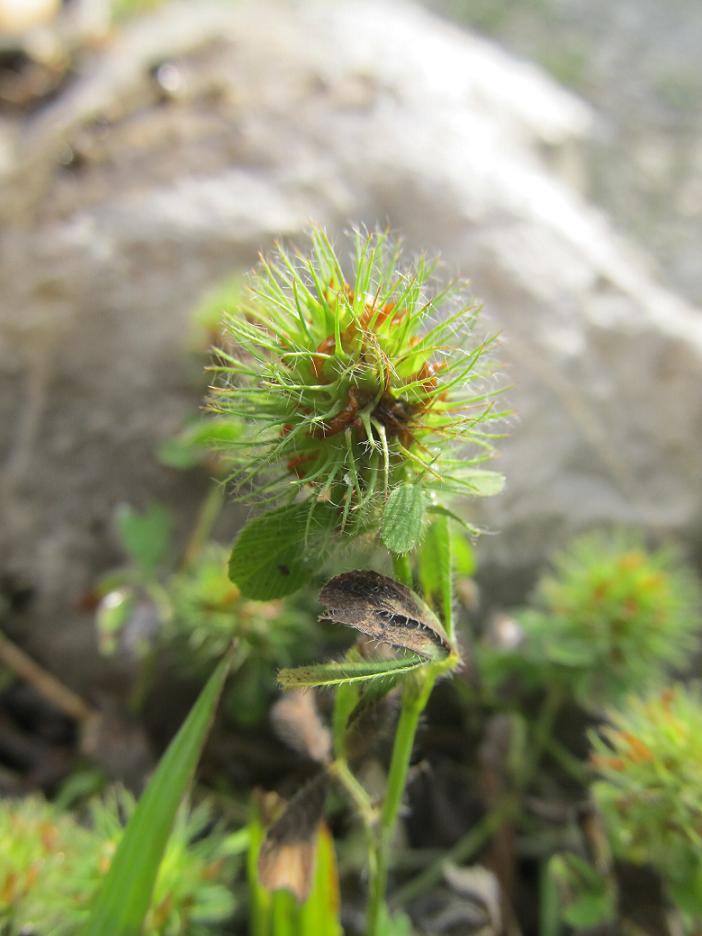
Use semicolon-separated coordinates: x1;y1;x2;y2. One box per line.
367;547;454;934
368;671;435;934
331;758;376;829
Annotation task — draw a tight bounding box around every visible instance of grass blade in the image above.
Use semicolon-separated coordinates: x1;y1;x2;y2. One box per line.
82;655;230;936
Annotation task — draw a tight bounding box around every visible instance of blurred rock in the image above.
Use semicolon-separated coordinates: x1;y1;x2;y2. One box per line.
423;0;702;307
0;0;60;36
0;0;110;110
0;0;700;686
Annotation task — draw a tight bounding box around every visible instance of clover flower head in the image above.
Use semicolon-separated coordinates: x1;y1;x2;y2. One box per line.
519;532;701;706
208;228;504;538
591;685;702;904
168;544;317;664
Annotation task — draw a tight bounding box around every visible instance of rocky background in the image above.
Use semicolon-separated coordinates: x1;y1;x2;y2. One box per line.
1;0;701;697
431;0;702;307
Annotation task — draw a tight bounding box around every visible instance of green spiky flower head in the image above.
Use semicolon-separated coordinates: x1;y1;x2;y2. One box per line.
591;685;702;914
209;228;504;549
1;789;240;935
518;533;701;707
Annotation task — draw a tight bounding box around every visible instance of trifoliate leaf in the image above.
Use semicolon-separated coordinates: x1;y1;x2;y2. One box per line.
381;484;425;554
229;502;336;600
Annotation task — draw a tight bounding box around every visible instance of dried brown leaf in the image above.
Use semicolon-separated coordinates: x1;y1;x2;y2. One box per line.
258;774;328;902
319;570;451;660
271;689;332;765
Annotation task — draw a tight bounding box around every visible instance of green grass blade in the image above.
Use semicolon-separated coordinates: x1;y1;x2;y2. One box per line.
82;655;230;936
298;825;342;936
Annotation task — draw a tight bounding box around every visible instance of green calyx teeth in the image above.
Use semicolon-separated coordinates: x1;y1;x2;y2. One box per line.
209;227;505;534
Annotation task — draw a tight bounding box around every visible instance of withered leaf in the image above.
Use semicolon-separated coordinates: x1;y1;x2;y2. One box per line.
258;774;328;903
319;570;453;661
271;689;332;765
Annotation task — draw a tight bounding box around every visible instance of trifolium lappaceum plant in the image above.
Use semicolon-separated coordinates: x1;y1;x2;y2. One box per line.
206;226;508;935
590;685;702;925
209;227;506;600
38;225;506;936
517;532;701;708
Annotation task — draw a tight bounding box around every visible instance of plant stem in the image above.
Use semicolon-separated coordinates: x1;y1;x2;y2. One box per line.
0;629;95;723
367;671;435;934
543;736;590;785
180;482;225;571
367;547;454;934
521;683;564;789
332;759;376;829
333;756;380;896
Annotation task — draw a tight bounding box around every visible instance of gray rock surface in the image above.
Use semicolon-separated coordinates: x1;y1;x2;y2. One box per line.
426;0;702;307
1;0;700;687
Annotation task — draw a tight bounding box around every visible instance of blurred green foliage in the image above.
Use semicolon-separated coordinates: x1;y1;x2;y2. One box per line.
0;789;244;935
96;506;334;725
481;532;700;709
592;685;702;921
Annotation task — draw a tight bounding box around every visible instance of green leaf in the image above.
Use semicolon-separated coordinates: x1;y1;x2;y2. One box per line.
115;503;173;575
298;826;343;936
381;484;425;554
564;891;614;929
539;857;562;936
229;502;336;600
247;804;271;936
668;864;702;917
418;516;454;639
158;419;242;469
332;675;361;758
54;767;106;810
278;654;427;689
426;503;481;537
82;655;230;936
378;907;414;936
460;469;505;497
452;533;476;577
543;637;593;667
548;854;616;929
